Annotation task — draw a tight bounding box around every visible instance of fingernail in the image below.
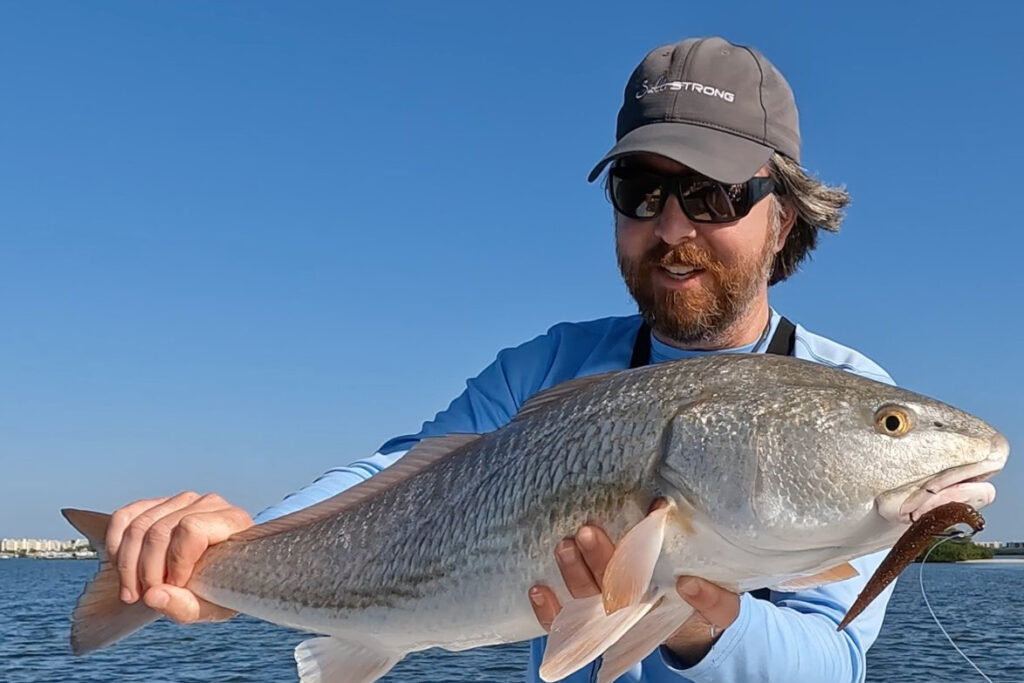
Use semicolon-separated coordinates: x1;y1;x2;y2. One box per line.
557;544;576;561
678;578;700;597
148;589;169;610
120;587;134;603
577;527;595;549
530;590;545;608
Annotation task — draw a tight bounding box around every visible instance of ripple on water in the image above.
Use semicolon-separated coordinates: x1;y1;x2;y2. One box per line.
3;560;1023;682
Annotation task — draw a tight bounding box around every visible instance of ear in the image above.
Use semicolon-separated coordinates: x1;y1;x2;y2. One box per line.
774;197;797;253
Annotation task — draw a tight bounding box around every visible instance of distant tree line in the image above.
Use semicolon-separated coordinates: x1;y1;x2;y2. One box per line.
914;539;994;563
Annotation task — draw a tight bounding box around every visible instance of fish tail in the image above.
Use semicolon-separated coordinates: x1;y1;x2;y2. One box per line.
61;508;161;654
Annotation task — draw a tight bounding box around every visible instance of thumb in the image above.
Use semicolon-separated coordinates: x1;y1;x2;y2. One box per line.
676;576;740;629
143;584;237;624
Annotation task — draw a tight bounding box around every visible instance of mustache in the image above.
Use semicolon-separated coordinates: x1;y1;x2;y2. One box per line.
645;242;722;272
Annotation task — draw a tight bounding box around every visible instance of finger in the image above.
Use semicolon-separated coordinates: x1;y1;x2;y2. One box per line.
676;576;740;629
555;538;601;599
142;585;237;624
528;585;562;631
138;493;229;592
166;504;254;587
116;493;199;603
106;497;169;560
574;525;615;590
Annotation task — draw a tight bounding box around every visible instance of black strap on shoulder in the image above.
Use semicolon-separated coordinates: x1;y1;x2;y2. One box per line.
629;321;652;369
629;315;796;369
629;315;796;603
764;316;796;357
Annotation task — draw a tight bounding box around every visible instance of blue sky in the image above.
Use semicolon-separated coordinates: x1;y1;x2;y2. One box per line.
2;2;1021;541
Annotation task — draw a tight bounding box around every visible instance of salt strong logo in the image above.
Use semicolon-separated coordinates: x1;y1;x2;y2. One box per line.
635;76;735;103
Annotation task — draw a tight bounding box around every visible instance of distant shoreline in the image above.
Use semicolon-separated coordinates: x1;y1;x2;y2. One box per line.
0;553;97;560
959;558;1024;564
5;555;1024;565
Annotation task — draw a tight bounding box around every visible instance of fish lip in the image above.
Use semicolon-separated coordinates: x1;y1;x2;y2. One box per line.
989;432;1011;463
889;436;1009;524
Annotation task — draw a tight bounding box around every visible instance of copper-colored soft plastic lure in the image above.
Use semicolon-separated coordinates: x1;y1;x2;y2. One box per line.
837;502;985;631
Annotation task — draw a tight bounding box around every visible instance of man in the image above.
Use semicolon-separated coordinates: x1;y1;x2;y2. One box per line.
103;37;990;682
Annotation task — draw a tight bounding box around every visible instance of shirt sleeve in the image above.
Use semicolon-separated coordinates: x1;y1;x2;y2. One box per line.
252;329;559;524
376;330;558;454
251;451;408;524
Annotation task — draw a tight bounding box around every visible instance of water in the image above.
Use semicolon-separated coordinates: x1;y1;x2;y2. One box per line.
3;559;1023;682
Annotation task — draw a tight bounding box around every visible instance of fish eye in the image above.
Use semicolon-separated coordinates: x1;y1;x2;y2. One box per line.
875;406;912;437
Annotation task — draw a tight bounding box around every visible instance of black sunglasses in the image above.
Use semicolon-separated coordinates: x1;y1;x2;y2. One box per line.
608;165;779;223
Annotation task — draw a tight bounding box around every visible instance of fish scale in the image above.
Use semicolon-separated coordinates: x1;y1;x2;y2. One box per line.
187;369;674;641
62;354;1009;682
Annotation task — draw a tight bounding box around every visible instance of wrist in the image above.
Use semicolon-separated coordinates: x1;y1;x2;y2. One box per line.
662;619;721;666
660;593;759;675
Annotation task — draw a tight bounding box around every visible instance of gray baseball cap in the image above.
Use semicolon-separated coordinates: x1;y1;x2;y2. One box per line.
588;37;801;184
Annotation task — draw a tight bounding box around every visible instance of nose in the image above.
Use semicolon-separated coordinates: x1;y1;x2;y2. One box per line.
652;194;698;245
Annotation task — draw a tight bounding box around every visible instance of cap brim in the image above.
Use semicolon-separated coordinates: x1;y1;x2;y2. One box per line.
587;122;774;184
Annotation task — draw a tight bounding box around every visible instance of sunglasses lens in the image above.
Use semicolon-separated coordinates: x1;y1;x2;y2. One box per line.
611;167;768;223
611;172;664;219
681;179;747;223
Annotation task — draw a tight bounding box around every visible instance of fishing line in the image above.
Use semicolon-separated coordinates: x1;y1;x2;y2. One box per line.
919;531;994;683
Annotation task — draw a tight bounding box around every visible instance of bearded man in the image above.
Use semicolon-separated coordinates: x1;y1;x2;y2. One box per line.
102;37;982;682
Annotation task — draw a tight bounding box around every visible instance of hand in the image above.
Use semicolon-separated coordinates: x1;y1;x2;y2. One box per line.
527;525;740;667
663;577;740;665
106;491;253;623
528;525;616;629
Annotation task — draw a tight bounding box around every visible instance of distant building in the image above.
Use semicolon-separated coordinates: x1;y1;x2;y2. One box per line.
976;541;1006;549
0;538;90;553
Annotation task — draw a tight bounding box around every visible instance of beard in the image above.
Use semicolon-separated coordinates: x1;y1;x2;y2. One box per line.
617;228;778;346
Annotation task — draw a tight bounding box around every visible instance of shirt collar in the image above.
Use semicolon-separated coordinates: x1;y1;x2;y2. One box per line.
648;308;780;364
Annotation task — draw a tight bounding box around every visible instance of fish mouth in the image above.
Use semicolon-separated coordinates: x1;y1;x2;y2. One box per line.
878;433;1009;525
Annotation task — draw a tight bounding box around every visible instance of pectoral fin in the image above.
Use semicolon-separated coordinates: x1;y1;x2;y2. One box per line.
601;501;672;614
769;562;859;592
597;599;695;683
538;591;661;682
294;637;402;683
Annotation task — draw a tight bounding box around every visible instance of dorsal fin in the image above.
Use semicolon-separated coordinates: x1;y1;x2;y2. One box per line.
512;370;623;423
232;433;482;542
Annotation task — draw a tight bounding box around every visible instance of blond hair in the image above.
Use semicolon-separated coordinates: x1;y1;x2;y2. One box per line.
767;153;851;285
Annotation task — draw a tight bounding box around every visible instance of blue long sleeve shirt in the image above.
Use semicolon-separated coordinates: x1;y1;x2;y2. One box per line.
254;310;897;683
